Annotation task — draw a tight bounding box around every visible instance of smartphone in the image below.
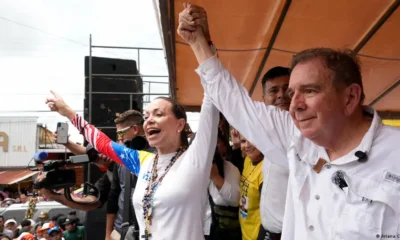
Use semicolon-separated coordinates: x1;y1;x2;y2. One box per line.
56;122;69;144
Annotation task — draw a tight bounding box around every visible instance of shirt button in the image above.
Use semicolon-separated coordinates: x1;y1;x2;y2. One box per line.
326;165;331;169
308;225;314;231
315;195;320;200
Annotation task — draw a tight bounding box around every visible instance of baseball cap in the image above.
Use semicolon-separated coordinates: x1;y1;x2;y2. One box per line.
48;226;61;234
38;222;54;232
62;217;77;225
39;210;49;219
4;219;17;225
18;233;35;240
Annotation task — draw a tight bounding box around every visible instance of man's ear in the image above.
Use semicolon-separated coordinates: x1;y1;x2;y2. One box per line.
343;83;362;116
133;125;140;135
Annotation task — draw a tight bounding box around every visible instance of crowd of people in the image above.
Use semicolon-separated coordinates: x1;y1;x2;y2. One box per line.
0;211;84;240
0;188;47;208
30;3;400;240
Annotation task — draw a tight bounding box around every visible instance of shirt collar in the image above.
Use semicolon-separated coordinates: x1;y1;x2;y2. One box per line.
296;106;382;166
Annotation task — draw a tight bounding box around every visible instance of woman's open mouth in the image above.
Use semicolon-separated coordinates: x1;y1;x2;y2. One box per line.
147;128;161;138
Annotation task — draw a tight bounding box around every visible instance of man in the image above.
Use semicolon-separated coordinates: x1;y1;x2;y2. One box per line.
178;4;400;240
19;220;33;237
261;67;291;110
38;222;55;240
19;194;27;204
4;219;17;237
31;211;48;237
254;67;291;239
38;211;49;223
107;110;151;240
0;216;13;239
63;217;84;240
48;226;64;240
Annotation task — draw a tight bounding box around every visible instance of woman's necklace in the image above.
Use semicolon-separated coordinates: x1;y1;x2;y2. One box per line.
141;146;187;239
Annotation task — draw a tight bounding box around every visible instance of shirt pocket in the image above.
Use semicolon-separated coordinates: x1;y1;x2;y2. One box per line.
334;175;400;240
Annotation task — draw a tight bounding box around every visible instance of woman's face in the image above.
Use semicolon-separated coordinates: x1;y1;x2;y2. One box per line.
143;99;185;149
240;135;263;161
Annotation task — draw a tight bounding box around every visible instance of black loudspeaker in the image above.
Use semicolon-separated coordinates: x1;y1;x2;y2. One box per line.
84;56;144;134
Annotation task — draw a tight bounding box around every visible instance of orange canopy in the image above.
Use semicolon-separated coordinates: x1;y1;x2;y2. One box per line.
157;0;400;115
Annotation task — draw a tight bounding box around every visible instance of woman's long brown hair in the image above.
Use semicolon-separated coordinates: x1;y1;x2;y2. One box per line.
156;97;189;147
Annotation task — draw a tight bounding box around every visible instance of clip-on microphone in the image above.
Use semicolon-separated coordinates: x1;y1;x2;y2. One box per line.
355;151;368;163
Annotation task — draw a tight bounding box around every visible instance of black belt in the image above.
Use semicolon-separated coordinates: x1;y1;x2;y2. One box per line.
265;230;281;240
258;226;281;240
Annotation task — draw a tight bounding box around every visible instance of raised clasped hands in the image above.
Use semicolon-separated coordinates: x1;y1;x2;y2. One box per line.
177;2;210;45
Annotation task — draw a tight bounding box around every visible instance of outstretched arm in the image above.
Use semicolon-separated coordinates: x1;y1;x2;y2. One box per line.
45;90;152;175
71;113;148;175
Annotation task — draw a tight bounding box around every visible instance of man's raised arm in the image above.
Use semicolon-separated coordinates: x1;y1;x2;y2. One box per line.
177;3;294;168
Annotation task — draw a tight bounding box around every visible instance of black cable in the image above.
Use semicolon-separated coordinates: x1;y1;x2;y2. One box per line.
26;158;35;170
0;16;87;47
357;54;400;62
176;40;269;52
176;41;400;61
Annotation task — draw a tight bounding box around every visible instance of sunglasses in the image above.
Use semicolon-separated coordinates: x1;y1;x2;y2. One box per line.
116;126;134;137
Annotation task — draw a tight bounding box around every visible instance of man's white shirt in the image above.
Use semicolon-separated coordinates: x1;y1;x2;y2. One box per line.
260;159;289;233
196;56;400;240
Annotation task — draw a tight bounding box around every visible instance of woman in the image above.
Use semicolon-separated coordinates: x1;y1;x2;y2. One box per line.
204;130;241;240
45;91;218;240
239;134;263;240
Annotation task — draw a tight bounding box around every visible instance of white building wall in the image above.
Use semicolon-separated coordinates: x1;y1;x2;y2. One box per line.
0;117;38;167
